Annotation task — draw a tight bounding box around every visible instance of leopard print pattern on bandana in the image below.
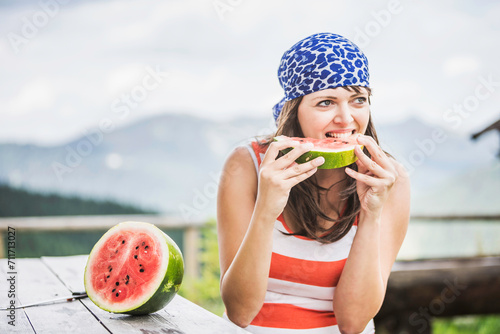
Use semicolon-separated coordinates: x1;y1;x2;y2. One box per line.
273;33;370;120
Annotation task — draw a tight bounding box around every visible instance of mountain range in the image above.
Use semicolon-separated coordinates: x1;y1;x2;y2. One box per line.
0;113;498;219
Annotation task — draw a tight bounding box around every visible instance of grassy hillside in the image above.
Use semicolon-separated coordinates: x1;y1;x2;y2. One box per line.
0;184;153;217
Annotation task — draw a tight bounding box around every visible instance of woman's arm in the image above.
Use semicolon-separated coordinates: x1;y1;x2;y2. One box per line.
218;141;323;327
333;135;411;334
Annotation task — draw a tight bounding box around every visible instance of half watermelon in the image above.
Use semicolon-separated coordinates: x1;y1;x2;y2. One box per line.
274;135;363;169
84;221;184;315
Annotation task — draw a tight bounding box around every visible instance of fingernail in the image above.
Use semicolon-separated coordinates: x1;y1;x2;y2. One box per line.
315;156;325;166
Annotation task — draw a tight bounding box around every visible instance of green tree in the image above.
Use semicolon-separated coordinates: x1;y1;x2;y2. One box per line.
178;219;224;316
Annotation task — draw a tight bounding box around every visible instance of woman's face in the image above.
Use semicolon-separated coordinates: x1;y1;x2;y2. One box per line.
297;87;370;139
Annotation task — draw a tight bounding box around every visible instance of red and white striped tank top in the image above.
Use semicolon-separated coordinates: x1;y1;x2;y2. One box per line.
237;141;375;334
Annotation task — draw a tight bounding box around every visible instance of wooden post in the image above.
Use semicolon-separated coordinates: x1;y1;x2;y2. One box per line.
0;231;4;258
183;226;199;278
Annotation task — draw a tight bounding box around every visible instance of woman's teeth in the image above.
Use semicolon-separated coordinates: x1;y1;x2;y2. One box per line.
326;131;353;139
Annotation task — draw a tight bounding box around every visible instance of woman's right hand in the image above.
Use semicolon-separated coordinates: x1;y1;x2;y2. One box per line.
255;139;325;219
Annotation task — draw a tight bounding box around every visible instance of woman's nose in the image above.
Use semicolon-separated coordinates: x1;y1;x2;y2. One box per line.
333;103;353;125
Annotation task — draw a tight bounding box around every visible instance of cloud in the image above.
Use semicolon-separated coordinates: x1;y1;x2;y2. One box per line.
7;78;57;115
443;56;480;76
0;0;498;144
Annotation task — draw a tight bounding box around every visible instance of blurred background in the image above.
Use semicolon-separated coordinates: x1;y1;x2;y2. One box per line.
0;0;499;333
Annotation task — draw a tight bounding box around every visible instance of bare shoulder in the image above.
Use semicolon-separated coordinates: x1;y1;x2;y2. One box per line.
217;144;260;278
219;145;258;190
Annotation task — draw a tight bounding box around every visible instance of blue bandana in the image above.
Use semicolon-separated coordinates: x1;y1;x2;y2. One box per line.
273;33;370;121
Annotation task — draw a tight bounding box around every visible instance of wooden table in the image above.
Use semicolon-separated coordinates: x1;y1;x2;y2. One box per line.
0;255;249;333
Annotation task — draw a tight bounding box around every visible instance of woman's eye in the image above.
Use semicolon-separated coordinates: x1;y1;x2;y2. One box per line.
318;100;332;107
353;97;367;104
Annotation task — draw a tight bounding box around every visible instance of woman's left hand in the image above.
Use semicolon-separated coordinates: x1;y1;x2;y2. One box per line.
345;135;399;216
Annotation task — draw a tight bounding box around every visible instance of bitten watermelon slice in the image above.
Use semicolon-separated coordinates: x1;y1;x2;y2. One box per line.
84;221;184;315
274;135;363;169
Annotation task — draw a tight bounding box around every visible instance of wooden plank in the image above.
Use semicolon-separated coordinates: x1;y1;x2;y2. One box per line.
0;215;206;232
44;255;249;333
75;294;250;334
7;258;109;334
0;259;34;333
42;255;88;293
160;295;251;334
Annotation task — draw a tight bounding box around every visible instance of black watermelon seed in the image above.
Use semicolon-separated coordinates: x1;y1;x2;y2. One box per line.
145;245;149;249
115;250;118;253
109;268;112;272
141;242;145;246
112;289;116;292
135;246;139;250
116;293;119;297
134;255;138;259
122;240;125;244
115;282;119;286
106;275;110;279
140;269;144;273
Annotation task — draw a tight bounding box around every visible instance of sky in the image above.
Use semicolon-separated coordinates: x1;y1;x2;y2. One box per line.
1;0;499;145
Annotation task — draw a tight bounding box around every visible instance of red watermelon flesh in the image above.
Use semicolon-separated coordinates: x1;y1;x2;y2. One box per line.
275;135;360;151
90;231;161;303
274;135;363;169
84;222;184;315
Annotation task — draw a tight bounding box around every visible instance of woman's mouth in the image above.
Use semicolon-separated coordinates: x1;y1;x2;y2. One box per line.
325;130;355;139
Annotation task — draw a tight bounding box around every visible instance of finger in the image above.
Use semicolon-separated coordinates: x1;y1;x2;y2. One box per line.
357;135;394;171
286;166;318;187
261;140;301;165
283;156;324;179
355;154;369;174
345;167;382;187
354;145;392;178
273;142;315;170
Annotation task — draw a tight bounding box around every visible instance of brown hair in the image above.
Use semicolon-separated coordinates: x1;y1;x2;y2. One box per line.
260;86;380;243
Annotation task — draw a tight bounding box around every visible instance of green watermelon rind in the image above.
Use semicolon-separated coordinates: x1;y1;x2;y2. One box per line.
280;147;360;169
275;137;362;169
84;222;184;315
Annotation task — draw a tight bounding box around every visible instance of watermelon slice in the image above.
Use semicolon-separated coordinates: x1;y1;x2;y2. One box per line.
274;135;363;169
84;221;184;315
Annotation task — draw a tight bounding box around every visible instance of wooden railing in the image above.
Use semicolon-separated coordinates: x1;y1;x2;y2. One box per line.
375;214;500;333
410;214;500;220
0;215;206;278
375;256;500;333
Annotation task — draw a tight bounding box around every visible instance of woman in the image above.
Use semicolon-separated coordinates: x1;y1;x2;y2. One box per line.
217;33;410;334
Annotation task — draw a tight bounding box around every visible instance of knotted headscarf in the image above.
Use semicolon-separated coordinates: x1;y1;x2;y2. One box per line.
273;33;370;121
